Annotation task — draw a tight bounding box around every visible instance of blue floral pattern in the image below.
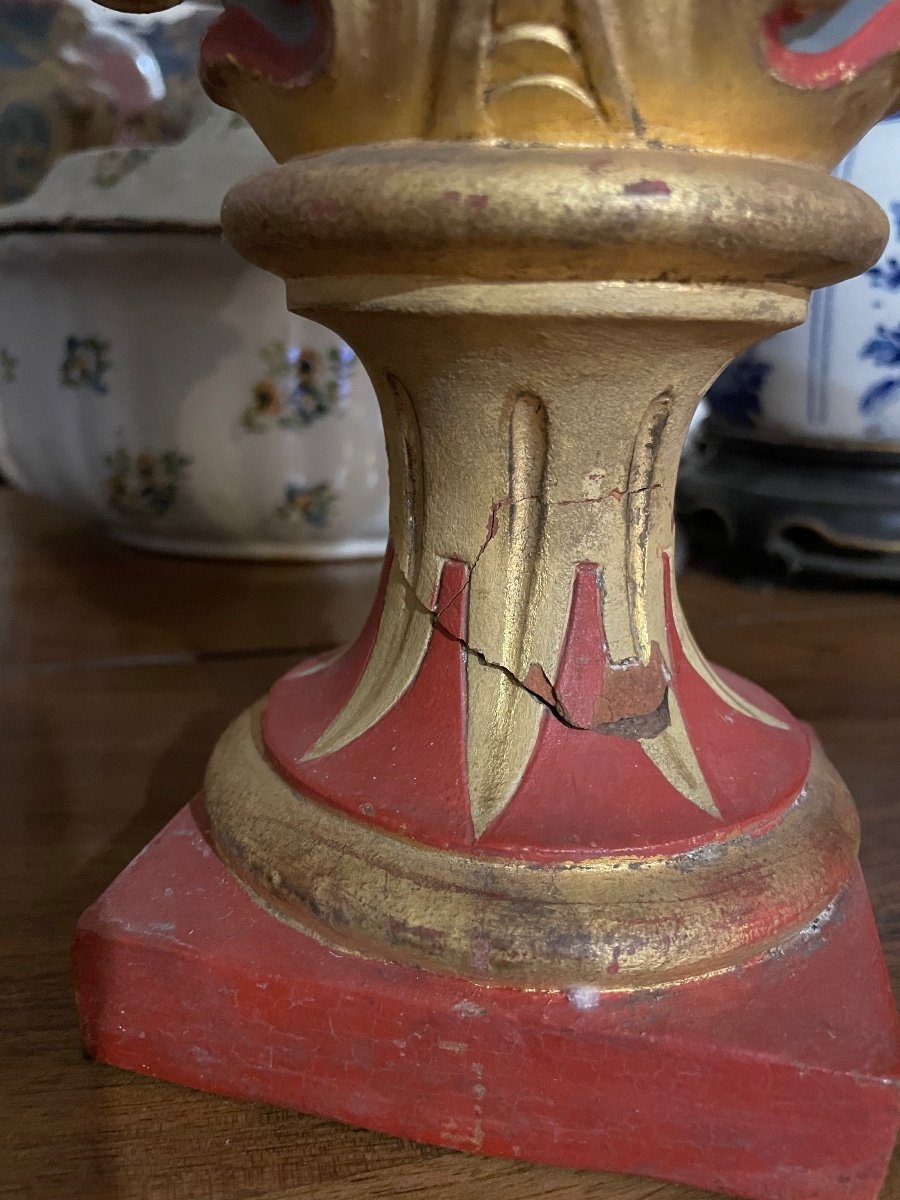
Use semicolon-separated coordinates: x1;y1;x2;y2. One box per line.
867;205;900;291
704;357;771;428
859;321;900;412
859;323;900;366
859;377;900;412
862;196;900;416
704;145;900;434
277;482;336;527
242;342;354;432
60;337;111;395
867;257;900;292
105;448;192;517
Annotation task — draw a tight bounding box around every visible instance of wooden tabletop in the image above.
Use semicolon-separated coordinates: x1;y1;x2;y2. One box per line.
2;487;899;1200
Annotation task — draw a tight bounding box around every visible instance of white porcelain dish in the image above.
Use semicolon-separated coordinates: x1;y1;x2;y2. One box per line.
0;109;389;560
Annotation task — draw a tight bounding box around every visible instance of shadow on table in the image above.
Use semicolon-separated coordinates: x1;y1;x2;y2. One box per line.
17;493;383;663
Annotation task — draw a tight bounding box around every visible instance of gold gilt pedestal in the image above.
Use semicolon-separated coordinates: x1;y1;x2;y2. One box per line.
75;4;900;1198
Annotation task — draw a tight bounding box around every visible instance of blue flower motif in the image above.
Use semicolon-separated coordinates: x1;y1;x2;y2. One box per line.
859;323;900;367
60;336;111;395
860;377;900;413
704;357;771;428
277;482;336;527
867;204;900;288
867;257;900;292
857;323;900;414
104;447;191;517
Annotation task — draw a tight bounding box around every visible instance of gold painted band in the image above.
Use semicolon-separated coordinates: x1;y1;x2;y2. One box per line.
205;706;859;990
284;279;808;325
222;143;886;290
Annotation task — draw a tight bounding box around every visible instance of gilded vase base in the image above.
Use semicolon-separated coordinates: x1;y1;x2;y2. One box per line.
73;800;900;1200
207;549;864;988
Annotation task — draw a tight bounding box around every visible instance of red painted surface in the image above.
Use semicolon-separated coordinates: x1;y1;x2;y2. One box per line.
762;0;900;90
263;550;810;857
200;0;333;90
73;802;900;1200
264;558;475;848
622;178;672;197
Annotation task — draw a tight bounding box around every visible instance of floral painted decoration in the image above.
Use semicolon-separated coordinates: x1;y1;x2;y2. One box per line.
91;147;154;189
201;0;334;96
867;256;900;291
241;342;354;432
859;321;900;412
704;356;772;428
860;199;900;416
104;447;192;517
61;336;111;395
867;204;900;291
0;346;17;383
277;482;336;527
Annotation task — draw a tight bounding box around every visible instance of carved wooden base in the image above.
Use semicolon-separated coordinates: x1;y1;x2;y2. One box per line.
74;799;900;1200
678;419;900;582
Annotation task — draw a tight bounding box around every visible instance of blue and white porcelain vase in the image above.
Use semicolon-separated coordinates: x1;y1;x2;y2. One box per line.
707;115;900;448
680;114;900;580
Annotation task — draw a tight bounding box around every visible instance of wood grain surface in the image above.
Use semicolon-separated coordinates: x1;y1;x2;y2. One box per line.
1;489;898;1200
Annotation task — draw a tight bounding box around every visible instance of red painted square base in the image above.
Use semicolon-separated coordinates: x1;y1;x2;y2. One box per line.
73;801;900;1200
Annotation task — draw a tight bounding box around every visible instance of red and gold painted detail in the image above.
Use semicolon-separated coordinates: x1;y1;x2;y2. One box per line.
195;0;900;104
200;0;334;91
532;564;670;736
224;146;887;289
763;0;900;91
261;547;809;859
207;707;855;987
128;0;900;169
74;803;900;1200
202;285;832;987
262;553;474;847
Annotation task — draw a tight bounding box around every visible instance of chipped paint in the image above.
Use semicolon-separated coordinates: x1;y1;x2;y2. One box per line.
567;985;601;1010
623;178;672;197
453;999;487;1018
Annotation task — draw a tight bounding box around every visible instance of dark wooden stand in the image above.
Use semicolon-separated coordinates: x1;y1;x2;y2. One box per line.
679;417;900;582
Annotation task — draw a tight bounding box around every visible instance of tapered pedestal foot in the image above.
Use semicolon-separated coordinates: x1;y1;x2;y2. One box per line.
74;800;900;1200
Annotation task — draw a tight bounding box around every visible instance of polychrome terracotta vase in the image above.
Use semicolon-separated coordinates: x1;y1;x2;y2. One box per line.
72;5;900;1200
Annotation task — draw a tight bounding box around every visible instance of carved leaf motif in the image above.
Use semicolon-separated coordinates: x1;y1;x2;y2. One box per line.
304;373;436;761
668;556;790;732
640;688;722;820
466;392;549;836
484;1;608;141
